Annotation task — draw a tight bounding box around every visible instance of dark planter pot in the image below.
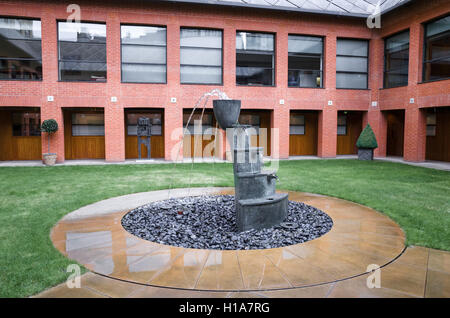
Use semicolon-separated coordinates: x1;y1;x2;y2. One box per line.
213;99;241;130
358;148;374;161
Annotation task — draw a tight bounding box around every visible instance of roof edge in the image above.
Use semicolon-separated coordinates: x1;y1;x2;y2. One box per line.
156;0;371;18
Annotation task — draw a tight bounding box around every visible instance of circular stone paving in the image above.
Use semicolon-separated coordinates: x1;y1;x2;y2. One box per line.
121;195;333;250
51;187;406;292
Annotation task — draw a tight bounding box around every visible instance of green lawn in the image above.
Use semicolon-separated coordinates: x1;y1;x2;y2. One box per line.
0;159;449;297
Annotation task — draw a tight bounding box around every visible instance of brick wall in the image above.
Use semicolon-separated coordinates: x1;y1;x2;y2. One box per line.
0;0;448;162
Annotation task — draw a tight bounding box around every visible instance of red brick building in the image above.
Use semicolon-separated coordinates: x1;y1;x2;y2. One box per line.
0;0;449;163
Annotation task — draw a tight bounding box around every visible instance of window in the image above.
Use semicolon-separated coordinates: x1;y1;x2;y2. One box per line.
0;17;42;80
183;113;213;135
180;28;222;84
12;112;41;136
121;25;166;83
126;113;162;135
384;30;409;88
58;22;106;82
239;114;260;135
426;112;437;137
72;113;105;136
337;114;347;135
288;35;323;88
336;39;369;89
423;15;450;82
290;114;305;135
236;32;274;86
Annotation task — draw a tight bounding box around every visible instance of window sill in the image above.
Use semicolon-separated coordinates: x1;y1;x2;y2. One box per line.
0;79;42;82
288;86;324;89
236;84;276;88
336;88;370;91
181;82;223;86
419;77;450;84
379;85;408;90
122;81;167;85
58;80;107;83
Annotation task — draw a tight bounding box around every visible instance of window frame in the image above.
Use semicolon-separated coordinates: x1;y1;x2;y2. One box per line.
126;112;163;136
383;29;410;89
71;112;105;137
336;38;370;90
337;113;348;136
120;23;167;84
422;14;450;83
236;30;276;87
57;20;107;83
287;34;324;89
426;112;437;137
183;112;214;135
180;27;223;86
0;16;43;81
11;111;41;136
289;114;306;136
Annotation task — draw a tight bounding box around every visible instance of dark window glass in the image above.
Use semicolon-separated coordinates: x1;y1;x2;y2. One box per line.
239;114;260;135
236;32;274;86
121;25;166;83
423;15;450;82
180;28;222;84
183;113;213;135
336;39;369;89
337;114;347;135
384;31;409;88
0;17;42;80
289;114;305;135
12;112;41;136
288;35;323;88
126;113;162;135
72;113;104;136
426;113;437;136
58;22;106;82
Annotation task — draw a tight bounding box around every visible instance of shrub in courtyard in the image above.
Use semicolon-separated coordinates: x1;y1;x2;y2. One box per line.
356;124;378;160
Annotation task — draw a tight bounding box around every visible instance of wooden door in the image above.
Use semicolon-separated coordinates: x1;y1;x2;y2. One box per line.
386;111;405;157
64;110;105;160
0;109;41;160
426;108;450;162
125;110;165;159
337;112;363;155
183;111;220;158
289;111;318;156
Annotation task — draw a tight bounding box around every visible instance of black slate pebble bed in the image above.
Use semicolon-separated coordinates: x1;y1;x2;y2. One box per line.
121;195;333;250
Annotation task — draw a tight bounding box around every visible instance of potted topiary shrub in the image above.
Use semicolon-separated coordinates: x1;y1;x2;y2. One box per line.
356;124;378;161
41;119;59;166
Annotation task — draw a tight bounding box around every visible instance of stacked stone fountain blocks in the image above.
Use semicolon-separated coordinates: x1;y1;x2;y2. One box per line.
232;125;289;232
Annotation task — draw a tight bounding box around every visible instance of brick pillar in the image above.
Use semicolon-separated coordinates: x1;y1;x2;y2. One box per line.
404;22;426;162
274;29;289;159
40;12;65;162
318;33;337;158
368;34;385;157
105;13;125;162
367;110;387;157
165;107;183;161
165;22;182;161
272;106;289;159
404;108;426;162
318;108;337;157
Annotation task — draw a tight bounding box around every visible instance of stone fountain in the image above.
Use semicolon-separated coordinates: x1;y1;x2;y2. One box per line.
213;99;289;231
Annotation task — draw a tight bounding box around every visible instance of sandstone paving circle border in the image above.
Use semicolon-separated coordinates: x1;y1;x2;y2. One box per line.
51;187;406;292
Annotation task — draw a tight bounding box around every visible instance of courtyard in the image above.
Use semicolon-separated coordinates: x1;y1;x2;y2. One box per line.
0;159;449;298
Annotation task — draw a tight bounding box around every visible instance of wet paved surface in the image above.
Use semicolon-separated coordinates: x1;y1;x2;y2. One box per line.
36;188;450;298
